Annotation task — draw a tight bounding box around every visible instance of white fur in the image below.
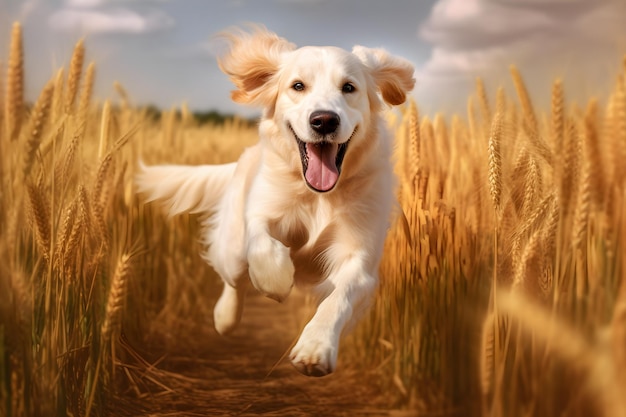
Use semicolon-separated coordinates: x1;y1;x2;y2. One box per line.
136;27;415;377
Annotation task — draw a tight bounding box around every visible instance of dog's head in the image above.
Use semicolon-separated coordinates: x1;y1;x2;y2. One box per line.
218;26;415;193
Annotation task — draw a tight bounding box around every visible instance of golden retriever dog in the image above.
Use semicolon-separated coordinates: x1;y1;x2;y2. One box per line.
136;27;415;377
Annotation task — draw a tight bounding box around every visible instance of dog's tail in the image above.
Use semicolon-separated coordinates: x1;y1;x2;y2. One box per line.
135;161;236;217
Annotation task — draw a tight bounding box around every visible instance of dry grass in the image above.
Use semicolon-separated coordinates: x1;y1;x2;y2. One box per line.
4;22;24;142
0;23;256;417
346;55;626;417
1;21;625;417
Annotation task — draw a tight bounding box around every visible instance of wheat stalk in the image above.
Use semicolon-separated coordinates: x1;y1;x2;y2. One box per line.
513;228;543;295
76;61;95;135
26;183;51;261
22;80;54;180
488;88;504;215
511;66;552;163
92;153;115;250
98;100;111;160
476;77;491;130
550;78;564;152
63;194;85;268
54;198;78;266
540;196;560;299
5;22;24;141
507;99;518;135
541;193;560;247
612;77;626;186
407;100;420;194
523;119;553;165
467;96;478;141
65;39;85;114
77;185;92;238
433;114;450;201
50;68;65;122
114;81;129;105
520;155;541;220
57;129;80;189
510;65;537;132
510;149;543;265
180;101;193;126
511;191;556;258
572;158;591;252
559;118;581;215
582;99;605;207
523;191;556;233
101;253;132;342
509;146;528;211
418;117;434;207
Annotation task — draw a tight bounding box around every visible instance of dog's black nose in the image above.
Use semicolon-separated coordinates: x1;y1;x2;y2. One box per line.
310;111;340;135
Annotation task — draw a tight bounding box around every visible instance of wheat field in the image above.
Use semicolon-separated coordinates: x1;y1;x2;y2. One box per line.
1;22;625;417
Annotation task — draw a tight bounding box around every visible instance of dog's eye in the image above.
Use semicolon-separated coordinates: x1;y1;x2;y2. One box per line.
342;82;356;93
292;82;305;91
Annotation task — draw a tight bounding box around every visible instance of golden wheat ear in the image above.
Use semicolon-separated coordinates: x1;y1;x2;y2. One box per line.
216;26;295;107
352;45;416;106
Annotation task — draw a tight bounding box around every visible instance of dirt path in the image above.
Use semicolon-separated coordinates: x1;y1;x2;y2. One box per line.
112;292;398;417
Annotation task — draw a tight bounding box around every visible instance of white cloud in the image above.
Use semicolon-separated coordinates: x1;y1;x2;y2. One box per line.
64;0;170;5
65;0;105;7
420;0;553;50
49;8;174;34
272;0;329;2
415;0;626;113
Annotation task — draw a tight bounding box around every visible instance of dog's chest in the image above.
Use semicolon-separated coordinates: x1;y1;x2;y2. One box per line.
268;202;336;284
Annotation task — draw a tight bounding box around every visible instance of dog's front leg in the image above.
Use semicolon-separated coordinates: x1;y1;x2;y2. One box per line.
246;217;295;302
290;254;377;377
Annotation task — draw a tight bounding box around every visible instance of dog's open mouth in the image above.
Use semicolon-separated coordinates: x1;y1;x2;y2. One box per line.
289;125;351;193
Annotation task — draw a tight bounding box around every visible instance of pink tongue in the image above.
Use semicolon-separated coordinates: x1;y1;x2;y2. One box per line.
305;143;339;191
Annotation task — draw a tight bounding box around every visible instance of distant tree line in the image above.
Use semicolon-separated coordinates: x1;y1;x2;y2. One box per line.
19;100;258;127
142;104;258;126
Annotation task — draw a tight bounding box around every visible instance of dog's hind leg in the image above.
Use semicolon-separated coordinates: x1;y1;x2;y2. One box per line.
206;200;249;335
208;226;248;335
206;145;261;335
209;229;249;335
213;279;248;335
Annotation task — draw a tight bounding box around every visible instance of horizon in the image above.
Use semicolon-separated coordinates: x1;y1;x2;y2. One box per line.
1;0;625;118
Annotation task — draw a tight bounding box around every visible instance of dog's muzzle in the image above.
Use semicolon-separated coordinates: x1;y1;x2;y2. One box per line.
289;123;351;193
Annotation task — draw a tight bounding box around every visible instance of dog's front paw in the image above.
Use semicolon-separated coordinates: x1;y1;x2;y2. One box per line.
290;325;337;377
247;236;294;302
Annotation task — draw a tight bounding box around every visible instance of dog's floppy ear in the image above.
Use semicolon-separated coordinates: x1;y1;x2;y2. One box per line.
352;46;415;106
217;26;295;107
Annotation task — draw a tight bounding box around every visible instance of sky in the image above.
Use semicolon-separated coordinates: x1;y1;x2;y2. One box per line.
1;0;625;117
